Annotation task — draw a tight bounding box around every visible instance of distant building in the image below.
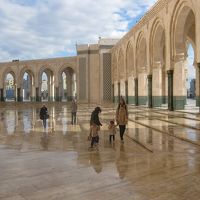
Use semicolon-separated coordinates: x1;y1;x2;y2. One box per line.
23;76;31;100
188;79;196;98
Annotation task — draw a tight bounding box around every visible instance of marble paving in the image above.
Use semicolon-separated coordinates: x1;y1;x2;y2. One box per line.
1;103;200;200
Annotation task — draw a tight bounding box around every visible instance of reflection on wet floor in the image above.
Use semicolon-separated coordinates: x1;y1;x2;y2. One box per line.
1;104;200;200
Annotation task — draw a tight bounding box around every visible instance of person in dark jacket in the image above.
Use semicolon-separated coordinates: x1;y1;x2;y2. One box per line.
89;107;102;149
71;99;77;125
40;105;48;129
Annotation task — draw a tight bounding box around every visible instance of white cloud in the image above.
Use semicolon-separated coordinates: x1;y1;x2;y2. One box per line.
0;0;157;62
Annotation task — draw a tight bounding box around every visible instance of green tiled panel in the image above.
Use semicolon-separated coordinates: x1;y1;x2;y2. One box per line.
152;96;162;107
138;96;147;105
55;96;62;102
114;96;118;103
196;96;200;107
128;96;135;104
173;96;186;110
36;96;41;102
31;97;36;102
162;96;167;104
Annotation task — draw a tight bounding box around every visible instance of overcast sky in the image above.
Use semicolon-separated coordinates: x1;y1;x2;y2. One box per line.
0;0;157;62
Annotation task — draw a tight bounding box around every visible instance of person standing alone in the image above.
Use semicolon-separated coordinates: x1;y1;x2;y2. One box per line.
116;97;128;143
40;105;48;129
71;99;77;125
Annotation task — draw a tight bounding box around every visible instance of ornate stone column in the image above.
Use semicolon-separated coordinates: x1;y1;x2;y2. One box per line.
36;87;40;102
127;76;135;104
138;72;147;105
17;88;22;102
167;70;174;111
112;84;114;103
134;78;138;106
55;86;61;102
197;63;200;111
125;80;128;104
118;82;120;103
147;74;152;108
0;89;4;102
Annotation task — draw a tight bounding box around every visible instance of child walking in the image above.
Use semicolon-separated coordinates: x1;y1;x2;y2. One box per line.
108;120;117;143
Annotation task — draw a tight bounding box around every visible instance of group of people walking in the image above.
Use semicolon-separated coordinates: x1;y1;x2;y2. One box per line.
89;96;128;149
39;96;128;150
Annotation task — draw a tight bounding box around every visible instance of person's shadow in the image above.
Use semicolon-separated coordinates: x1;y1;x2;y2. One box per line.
40;133;49;150
116;144;128;179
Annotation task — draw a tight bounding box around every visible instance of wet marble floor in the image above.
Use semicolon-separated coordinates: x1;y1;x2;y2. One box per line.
1;103;200;200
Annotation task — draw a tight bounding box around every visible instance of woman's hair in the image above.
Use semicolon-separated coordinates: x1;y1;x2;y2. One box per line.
110;120;114;124
95;106;101;113
117;97;127;111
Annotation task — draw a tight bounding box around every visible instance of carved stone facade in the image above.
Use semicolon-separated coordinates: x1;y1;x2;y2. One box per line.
1;0;199;110
111;0;200;110
0;39;117;103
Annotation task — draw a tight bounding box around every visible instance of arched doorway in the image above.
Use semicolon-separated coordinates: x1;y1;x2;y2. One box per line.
22;72;32;101
60;67;76;101
39;69;54;102
41;72;48;101
5;73;15;101
185;43;196;109
150;19;166;108
118;49;125;101
126;41;135;104
171;3;196;110
136;32;148;106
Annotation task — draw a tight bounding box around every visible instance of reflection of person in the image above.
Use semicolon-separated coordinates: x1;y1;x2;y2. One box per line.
108;120;117;143
40;105;48;129
89;152;102;173
89;107;102;149
116;144;128;179
40;133;49;150
116;97;128;143
71;99;77;125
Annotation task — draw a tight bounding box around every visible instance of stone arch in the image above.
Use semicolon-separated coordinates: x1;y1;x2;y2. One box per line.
135;31;148;105
126;40;134;77
150;17;166;70
149;17;167;106
58;66;76;101
136;31;147;73
170;0;197;110
38;65;55;101
19;66;35;101
19;66;35;87
170;0;196;61
118;48;125;79
3;69;17;101
2;68;17;88
112;53;118;82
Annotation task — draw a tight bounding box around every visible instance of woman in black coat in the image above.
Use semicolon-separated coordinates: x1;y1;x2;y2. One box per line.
40;105;48;129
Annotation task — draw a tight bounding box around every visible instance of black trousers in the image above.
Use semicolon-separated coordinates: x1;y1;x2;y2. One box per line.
119;125;126;140
71;112;77;124
91;135;99;147
43;118;47;128
109;135;115;143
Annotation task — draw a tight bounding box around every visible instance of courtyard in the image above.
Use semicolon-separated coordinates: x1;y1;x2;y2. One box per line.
0;103;200;200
